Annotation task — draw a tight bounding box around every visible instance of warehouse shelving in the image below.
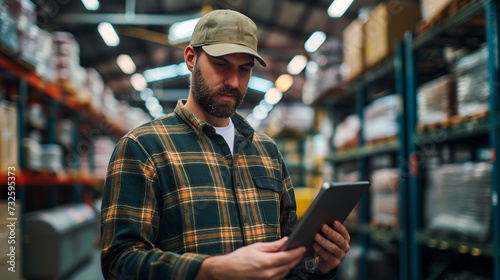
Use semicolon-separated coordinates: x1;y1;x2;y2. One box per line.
323;42;409;280
0;49;125;277
317;0;500;279
404;0;500;279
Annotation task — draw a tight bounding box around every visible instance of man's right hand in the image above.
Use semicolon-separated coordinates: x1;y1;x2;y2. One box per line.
195;237;305;280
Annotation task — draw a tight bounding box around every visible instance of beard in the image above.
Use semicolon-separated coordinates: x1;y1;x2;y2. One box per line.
190;61;246;119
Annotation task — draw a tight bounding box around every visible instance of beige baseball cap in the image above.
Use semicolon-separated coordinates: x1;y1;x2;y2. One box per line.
190;9;267;67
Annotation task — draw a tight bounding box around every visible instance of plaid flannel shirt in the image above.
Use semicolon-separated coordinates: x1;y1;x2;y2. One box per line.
101;100;336;280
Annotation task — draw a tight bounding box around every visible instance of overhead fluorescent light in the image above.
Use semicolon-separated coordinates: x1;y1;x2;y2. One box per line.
287;55;308;75
304;31;326;53
143;62;190;83
328;0;355;18
81;0;99;10
251;104;270;121
275;74;294;93
168;17;201;44
264;88;283;105
98;22;120;47
139;88;154;101
130;73;147;91
116;54;136;74
248;76;274;93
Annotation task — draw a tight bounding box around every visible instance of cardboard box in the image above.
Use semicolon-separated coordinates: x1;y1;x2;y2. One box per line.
0;101;19;172
421;0;454;21
342;19;365;81
364;2;420;68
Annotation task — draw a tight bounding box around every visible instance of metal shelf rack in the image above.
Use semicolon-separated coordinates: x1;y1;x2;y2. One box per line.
404;0;500;279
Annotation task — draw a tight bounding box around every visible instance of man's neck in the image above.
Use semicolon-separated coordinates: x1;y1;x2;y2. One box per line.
184;95;230;127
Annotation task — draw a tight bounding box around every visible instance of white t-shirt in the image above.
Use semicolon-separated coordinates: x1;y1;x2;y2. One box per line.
214;118;235;156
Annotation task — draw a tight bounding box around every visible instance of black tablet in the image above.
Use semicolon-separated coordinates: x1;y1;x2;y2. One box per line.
282;181;370;258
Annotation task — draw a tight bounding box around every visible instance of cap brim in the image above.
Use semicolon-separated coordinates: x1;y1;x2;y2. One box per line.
202;44;267;67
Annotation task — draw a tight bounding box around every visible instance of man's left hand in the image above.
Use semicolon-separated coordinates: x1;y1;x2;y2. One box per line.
312;220;351;274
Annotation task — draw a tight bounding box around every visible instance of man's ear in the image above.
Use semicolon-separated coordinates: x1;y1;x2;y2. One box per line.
184;46;196;72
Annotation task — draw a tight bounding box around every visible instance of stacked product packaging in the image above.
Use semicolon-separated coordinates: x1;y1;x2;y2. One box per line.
0;0;153;179
370;168;400;228
333;114;360;151
425;161;492;241
363;94;400;142
417;46;489;126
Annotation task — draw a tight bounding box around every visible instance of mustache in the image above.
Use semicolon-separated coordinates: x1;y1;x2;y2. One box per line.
215;87;242;97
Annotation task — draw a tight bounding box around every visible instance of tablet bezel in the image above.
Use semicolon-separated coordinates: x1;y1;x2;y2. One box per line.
282;181;370;258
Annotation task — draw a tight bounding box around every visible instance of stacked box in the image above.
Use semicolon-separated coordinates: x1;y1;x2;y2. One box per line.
52;32;87;92
35;28;55;82
0;101;19;171
417;75;456;125
0;3;19;53
420;0;454;21
333;114;360;150
363;94;400;141
370;168;399;228
86;68;105;109
454;47;489;118
425;162;492;241
94;137;116;180
343;19;365;81
3;0;36;62
364;2;420;68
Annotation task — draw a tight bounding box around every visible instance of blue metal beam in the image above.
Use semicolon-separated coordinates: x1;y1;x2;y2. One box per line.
395;42;410;280
404;31;422;280
485;1;500;279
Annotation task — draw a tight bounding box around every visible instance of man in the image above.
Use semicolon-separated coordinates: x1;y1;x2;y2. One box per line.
101;9;350;280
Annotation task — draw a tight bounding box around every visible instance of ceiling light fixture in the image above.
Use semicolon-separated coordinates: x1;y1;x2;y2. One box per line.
287;55;308;75
328;0;355;18
130;73;147;91
81;0;99;10
275;74;294;93
264;88;283;105
304;31;327;53
168;17;201;44
98;22;120;47
248;76;274;93
116;54;136;74
143;62;190;83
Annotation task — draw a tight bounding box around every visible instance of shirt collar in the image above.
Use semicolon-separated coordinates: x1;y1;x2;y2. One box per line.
174;99;255;141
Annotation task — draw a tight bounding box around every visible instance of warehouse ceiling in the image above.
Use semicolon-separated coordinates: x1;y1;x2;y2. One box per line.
38;0;380;112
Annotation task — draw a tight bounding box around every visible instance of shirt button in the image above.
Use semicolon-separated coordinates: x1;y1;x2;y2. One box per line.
218;141;224;145
244;218;248;223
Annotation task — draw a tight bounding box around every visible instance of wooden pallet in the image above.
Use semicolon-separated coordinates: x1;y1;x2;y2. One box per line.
336;143;359;153
417;118;453;133
366;135;397;146
450;110;489;126
416;0;477;36
370;220;400;230
418;111;489;132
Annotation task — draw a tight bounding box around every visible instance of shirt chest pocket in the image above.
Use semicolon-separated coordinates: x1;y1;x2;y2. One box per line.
254;177;284;227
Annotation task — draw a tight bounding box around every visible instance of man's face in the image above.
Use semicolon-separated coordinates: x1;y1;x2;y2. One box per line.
190;51;254;119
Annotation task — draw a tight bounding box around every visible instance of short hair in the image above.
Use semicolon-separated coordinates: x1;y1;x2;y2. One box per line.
193;46;203;58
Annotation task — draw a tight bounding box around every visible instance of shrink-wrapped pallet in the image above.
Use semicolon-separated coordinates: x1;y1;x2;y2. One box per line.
417;75;456;125
454;47;489;118
425;162;492;241
363;94;400;141
333;114;360;150
370;168;399;228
